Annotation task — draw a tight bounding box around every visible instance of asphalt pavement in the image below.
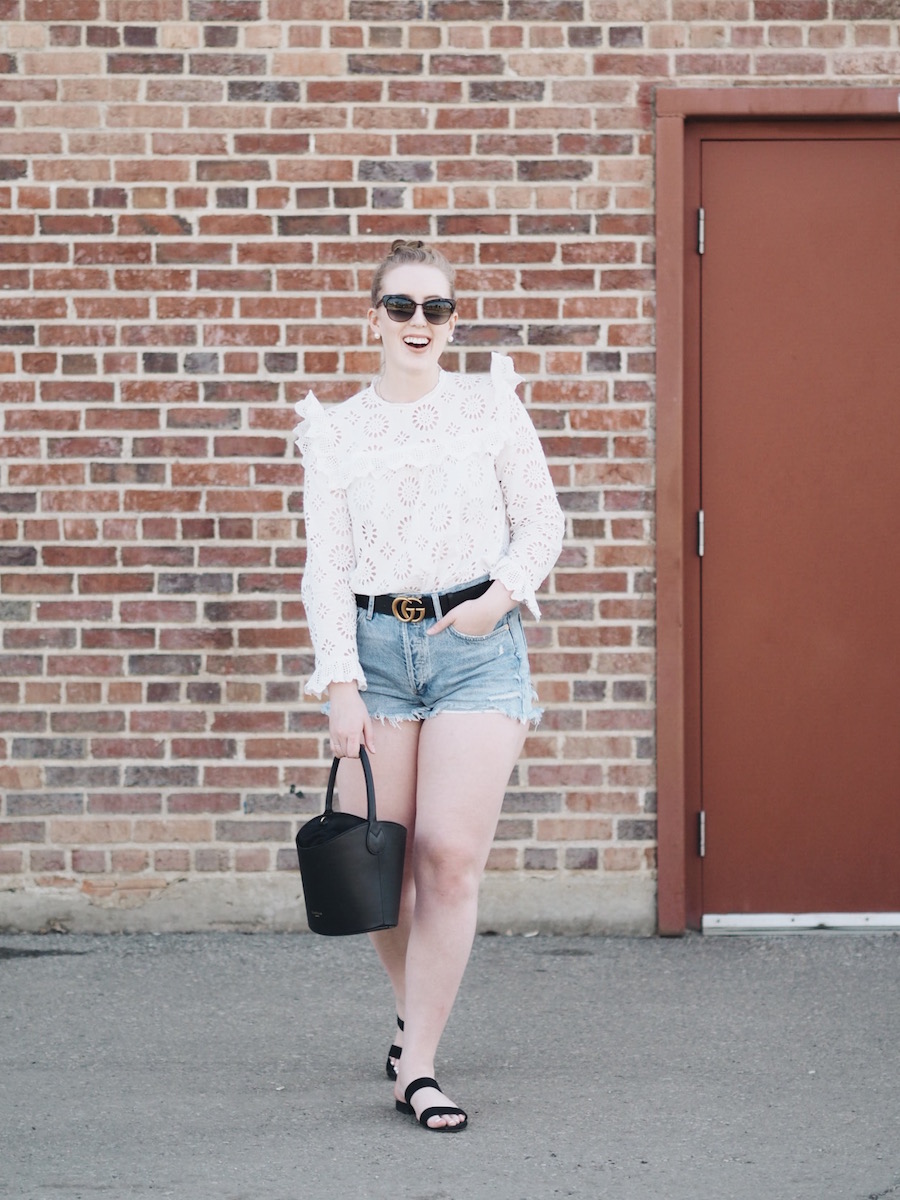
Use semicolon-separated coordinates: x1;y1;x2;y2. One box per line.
1;930;898;1200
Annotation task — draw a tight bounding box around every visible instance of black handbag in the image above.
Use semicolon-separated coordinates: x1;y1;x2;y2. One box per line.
295;747;407;936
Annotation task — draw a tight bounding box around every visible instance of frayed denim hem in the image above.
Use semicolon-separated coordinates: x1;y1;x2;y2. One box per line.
368;704;543;728
322;701;542;729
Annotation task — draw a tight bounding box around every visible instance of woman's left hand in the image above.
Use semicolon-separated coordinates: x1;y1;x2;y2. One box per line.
427;580;516;637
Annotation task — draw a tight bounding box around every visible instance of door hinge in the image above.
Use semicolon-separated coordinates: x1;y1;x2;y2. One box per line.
698;810;706;858
697;509;705;557
697;207;705;255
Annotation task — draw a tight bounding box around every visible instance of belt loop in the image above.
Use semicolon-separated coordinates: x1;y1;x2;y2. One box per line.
366;593;375;620
430;590;443;620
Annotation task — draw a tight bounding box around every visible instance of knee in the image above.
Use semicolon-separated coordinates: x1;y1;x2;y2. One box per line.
414;839;482;904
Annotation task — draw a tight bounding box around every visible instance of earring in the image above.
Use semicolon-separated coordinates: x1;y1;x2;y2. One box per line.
374;332;380;339
448;334;454;343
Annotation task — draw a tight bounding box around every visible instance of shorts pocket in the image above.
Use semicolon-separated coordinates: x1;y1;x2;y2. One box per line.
446;617;511;643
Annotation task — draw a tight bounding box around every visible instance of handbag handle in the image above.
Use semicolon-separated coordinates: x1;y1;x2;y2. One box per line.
324;747;386;855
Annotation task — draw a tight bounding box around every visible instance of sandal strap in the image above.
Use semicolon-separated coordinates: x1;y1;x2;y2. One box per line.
417;1105;467;1128
397;1016;404;1032
388;1043;402;1059
404;1076;439;1104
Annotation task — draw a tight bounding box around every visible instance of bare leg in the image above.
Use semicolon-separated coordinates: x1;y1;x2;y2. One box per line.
395;711;527;1128
333;721;420;1063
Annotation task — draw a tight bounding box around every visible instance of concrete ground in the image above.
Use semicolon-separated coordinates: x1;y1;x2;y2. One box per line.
0;930;898;1200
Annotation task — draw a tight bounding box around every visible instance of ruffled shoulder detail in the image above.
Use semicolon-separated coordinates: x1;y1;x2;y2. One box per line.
293;389;356;477
489;351;522;396
293;391;326;452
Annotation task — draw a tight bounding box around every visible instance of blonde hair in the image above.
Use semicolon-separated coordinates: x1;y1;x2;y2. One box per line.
370;239;456;306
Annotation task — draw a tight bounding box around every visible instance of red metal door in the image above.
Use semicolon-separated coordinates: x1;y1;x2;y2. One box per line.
698;126;900;915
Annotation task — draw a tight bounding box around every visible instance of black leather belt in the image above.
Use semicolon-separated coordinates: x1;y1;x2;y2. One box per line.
355;580;491;623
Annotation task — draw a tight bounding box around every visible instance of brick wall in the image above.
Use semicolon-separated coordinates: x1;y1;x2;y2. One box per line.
2;0;898;932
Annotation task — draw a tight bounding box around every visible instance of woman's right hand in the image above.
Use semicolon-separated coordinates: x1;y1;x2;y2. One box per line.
326;681;375;759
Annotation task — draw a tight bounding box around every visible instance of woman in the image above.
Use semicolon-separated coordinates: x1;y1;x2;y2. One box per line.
294;239;564;1131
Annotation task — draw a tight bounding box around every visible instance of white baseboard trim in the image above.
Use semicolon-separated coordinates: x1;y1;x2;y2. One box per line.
703;912;900;934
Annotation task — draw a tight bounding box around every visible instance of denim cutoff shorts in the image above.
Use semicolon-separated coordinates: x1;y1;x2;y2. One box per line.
353;577;541;726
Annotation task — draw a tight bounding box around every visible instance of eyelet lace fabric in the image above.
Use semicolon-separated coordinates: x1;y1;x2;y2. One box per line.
294;353;565;696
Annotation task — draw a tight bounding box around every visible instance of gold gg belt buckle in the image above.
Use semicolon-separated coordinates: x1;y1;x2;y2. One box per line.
391;595;426;623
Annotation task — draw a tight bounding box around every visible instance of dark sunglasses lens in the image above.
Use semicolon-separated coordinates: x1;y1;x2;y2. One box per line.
383;296;417;321
380;296;456;325
421;300;455;325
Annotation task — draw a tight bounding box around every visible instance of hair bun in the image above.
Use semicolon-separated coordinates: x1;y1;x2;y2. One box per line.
372;240;455;305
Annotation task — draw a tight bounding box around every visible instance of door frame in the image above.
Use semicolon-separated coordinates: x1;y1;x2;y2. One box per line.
654;87;900;935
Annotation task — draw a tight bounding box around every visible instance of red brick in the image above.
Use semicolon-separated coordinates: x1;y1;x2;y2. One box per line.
755;53;828;74
202;766;279;790
114;268;191;291
190;53;267;76
0;269;31;289
35;12;92;38
119;601;196;622
0;242;69;265
156;849;192;870
171;738;236;759
109;53;185;74
168;791;241;813
72;849;107;872
121;490;203;513
675;53;751;74
76;573;154;594
593;53;669;75
156;241;232;264
26;848;64;873
756;0;827;12
191;847;228;871
242;738;318;760
215;819;289;842
132;819;212;842
110;849;150;872
235;848;270;871
0;850;24;873
348;53;423;75
671;0;749;14
89;734;165;763
52;819;130;844
0;818;47;844
833;0;891;13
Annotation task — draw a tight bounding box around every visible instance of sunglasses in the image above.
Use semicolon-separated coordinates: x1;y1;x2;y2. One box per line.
376;295;457;326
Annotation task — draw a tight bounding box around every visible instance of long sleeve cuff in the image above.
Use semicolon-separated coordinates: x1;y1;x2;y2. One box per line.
304;656;367;699
491;557;542;620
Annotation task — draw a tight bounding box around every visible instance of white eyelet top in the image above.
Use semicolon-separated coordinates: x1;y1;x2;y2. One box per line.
294;353;565;696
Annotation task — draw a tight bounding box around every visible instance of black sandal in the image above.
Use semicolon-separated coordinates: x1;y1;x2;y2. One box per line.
385;1015;403;1081
395;1076;468;1132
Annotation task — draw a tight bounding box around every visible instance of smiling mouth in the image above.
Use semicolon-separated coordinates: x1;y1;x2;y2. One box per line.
403;337;431;349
